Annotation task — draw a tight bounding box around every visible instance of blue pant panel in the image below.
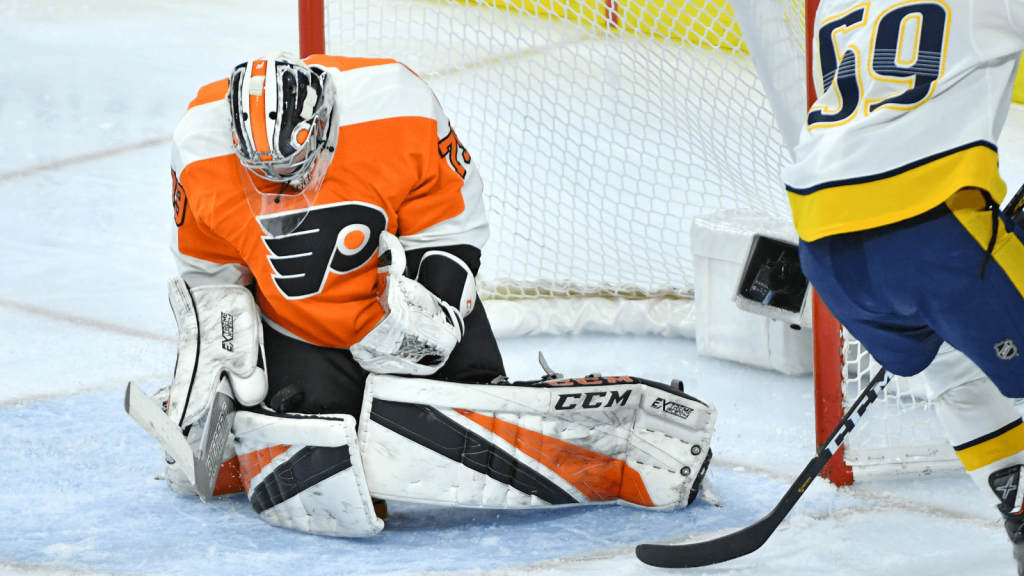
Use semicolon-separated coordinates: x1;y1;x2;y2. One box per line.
799;205;1024;397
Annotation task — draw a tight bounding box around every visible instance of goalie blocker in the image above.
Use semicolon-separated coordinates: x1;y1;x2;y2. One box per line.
156;277;268;498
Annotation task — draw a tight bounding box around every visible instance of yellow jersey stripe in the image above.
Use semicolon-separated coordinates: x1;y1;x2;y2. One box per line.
787;143;1005;242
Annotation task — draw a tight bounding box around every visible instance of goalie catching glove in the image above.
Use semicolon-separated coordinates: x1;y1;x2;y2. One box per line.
351;231;470;376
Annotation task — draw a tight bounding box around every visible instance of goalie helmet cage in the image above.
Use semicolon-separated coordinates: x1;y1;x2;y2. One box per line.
296;0;960;486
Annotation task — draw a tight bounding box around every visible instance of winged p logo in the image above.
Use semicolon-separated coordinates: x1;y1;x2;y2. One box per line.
260;202;388;299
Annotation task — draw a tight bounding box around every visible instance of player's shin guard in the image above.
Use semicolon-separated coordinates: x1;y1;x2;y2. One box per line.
233;410;384;537
357;373;716;509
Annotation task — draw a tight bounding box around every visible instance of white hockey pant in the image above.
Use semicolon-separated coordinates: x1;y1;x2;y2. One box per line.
922;344;1024;505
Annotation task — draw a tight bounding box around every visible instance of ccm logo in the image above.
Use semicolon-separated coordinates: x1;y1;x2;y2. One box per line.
554;390;631;410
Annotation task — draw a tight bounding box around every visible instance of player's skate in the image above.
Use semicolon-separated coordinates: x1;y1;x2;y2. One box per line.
989;465;1024;575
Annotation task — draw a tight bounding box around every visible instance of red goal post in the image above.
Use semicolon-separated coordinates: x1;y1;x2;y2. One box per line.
298;0;326;58
802;0;855;487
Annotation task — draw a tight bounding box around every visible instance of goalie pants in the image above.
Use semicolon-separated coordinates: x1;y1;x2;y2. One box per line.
799;188;1024;398
262;298;506;417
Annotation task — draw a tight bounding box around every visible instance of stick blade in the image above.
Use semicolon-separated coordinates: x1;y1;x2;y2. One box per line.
124;382;196;484
635;513;779;568
193;390;236;501
636;535;764;568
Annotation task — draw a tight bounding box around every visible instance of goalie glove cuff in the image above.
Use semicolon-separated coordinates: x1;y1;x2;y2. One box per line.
415;249;478;317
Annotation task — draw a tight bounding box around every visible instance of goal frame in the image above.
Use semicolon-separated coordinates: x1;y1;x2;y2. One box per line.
800;0;855;487
296;0;856;486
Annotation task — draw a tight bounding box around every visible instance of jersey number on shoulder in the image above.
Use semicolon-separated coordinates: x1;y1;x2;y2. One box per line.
809;1;949;130
260;202;389;299
172;169;188;227
438;124;471;179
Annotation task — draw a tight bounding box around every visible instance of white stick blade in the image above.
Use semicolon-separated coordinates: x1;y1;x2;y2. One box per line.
124;382;196;484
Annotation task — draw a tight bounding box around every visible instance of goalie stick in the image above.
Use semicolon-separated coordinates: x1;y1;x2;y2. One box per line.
124;380;236;501
635;366;891;569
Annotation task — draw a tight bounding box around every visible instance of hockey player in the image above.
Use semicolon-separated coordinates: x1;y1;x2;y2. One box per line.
786;1;1024;571
158;53;717;537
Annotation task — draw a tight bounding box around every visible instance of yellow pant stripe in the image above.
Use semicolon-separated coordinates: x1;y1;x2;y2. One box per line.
946;188;1024;299
956;421;1024;472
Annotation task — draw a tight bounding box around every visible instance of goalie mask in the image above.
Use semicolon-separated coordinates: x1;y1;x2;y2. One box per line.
227;53;336;236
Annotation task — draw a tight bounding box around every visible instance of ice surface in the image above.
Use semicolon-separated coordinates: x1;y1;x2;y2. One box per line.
2;1;1024;574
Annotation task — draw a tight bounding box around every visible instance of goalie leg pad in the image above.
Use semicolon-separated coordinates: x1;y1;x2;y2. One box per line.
233;410;383;538
357;374;715;510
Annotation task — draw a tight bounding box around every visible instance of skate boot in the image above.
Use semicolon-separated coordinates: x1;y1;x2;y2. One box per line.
988;465;1024;575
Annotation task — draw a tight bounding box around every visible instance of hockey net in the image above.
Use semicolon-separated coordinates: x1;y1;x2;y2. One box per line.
299;0;958;484
837;330;961;479
309;0;803;336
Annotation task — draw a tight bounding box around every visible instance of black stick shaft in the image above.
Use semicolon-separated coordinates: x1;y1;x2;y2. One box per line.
635;367;890;569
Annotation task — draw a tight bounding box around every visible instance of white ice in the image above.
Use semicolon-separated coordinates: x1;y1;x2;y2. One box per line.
2;1;1024;575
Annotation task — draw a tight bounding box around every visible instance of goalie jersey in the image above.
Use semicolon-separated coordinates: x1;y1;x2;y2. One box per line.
170;56;488;349
784;0;1024;241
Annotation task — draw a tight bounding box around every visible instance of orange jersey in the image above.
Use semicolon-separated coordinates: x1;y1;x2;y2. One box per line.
170;55;489;348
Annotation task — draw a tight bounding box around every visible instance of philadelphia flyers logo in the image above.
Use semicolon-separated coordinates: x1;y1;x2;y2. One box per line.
260;202;388;299
438;124;471;179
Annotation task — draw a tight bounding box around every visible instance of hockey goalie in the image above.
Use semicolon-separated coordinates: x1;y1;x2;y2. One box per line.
136;52;716;537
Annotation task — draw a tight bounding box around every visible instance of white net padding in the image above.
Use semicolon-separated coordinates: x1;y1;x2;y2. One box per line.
323;0;801;315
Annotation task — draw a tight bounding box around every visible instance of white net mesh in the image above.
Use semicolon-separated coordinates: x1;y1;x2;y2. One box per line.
323;0;798;300
318;0;984;480
841;328;962;478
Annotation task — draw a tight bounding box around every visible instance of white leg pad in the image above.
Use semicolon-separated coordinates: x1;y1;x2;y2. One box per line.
357;374;716;510
233;410;383;538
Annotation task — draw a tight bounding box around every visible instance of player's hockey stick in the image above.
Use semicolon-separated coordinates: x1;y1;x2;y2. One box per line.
635;366;891;568
124;379;236;501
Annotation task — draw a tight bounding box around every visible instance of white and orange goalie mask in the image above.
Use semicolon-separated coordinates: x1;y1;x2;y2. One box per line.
227;53;336;235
